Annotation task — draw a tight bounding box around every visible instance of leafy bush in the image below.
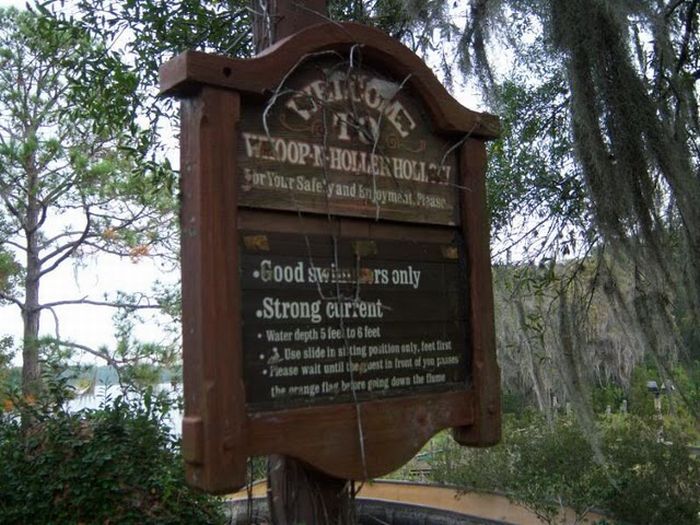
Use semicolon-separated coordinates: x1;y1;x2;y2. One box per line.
432;415;610;524
0;375;224;524
590;384;625;415
430;413;700;525
603;415;700;525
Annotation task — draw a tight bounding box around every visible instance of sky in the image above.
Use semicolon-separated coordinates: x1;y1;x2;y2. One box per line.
0;0;490;366
0;0;23;10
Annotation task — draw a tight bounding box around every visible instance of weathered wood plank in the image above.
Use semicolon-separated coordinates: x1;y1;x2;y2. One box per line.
159;23;500;139
452;138;501;447
247;390;475;480
179;86;246;493
236;57;462;225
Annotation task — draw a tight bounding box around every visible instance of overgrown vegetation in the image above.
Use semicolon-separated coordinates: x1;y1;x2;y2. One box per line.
469;0;700;428
16;0;695;419
429;412;700;525
0;367;224;525
0;6;180;401
388;357;700;524
493;257;700;421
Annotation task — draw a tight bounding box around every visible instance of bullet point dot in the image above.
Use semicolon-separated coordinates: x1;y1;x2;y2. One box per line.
257;333;262;339
256;310;262;318
263;370;268;376
259;354;265;360
253;270;260;278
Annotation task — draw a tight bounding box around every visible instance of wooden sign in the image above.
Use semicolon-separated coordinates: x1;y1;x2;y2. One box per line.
237;57;460;225
160;21;501;494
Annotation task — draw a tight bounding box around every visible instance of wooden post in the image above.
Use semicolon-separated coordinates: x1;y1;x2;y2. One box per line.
180;86;247;492
452;138;501;446
251;0;329;53
253;1;355;523
268;455;354;525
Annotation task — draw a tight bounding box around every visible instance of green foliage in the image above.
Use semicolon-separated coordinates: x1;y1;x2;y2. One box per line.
0;336;18;407
430;413;700;525
44;0;253;131
469;1;700;418
487;77;589;259
625;361;700;437
330;0;453;55
0;249;21;297
433;415;609;524
628;363;662;419
0;6;182;396
501;388;529;415
0;371;224;525
604;415;700;525
248;456;268;482
589;384;625;415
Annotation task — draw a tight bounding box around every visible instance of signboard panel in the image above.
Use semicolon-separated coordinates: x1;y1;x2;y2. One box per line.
237;58;460;225
240;231;470;410
160;21;501;492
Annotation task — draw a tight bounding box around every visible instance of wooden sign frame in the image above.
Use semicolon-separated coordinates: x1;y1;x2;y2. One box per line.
161;21;500;494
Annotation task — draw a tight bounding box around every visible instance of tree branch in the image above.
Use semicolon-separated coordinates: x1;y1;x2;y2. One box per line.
674;0;698;74
38;210;91;276
2;239;26;252
27;201;48;235
53;339;124;370
0;192;26;229
79;241;132;258
0;290;24;310
40;172;79;206
40;296;162;311
46;305;61;341
665;0;689;18
40;230;91;248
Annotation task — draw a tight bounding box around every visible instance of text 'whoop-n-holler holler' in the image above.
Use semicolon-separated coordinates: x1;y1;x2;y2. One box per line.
237;62;461;226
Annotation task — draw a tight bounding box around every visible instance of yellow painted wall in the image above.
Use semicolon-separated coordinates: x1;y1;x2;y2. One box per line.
227;480;609;524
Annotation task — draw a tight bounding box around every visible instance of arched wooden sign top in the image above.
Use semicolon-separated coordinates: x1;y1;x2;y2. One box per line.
161;21;500;494
160;22;499;139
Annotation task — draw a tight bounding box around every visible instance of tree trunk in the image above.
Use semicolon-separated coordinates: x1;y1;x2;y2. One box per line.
515;299;551;420
250;0;328;53
21;276;41;400
268;456;354;525
21;151;42;402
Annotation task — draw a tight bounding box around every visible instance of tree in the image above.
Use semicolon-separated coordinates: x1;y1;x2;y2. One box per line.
0;7;177;399
343;0;700;421
460;1;700;421
462;4;698;320
43;0;254;144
